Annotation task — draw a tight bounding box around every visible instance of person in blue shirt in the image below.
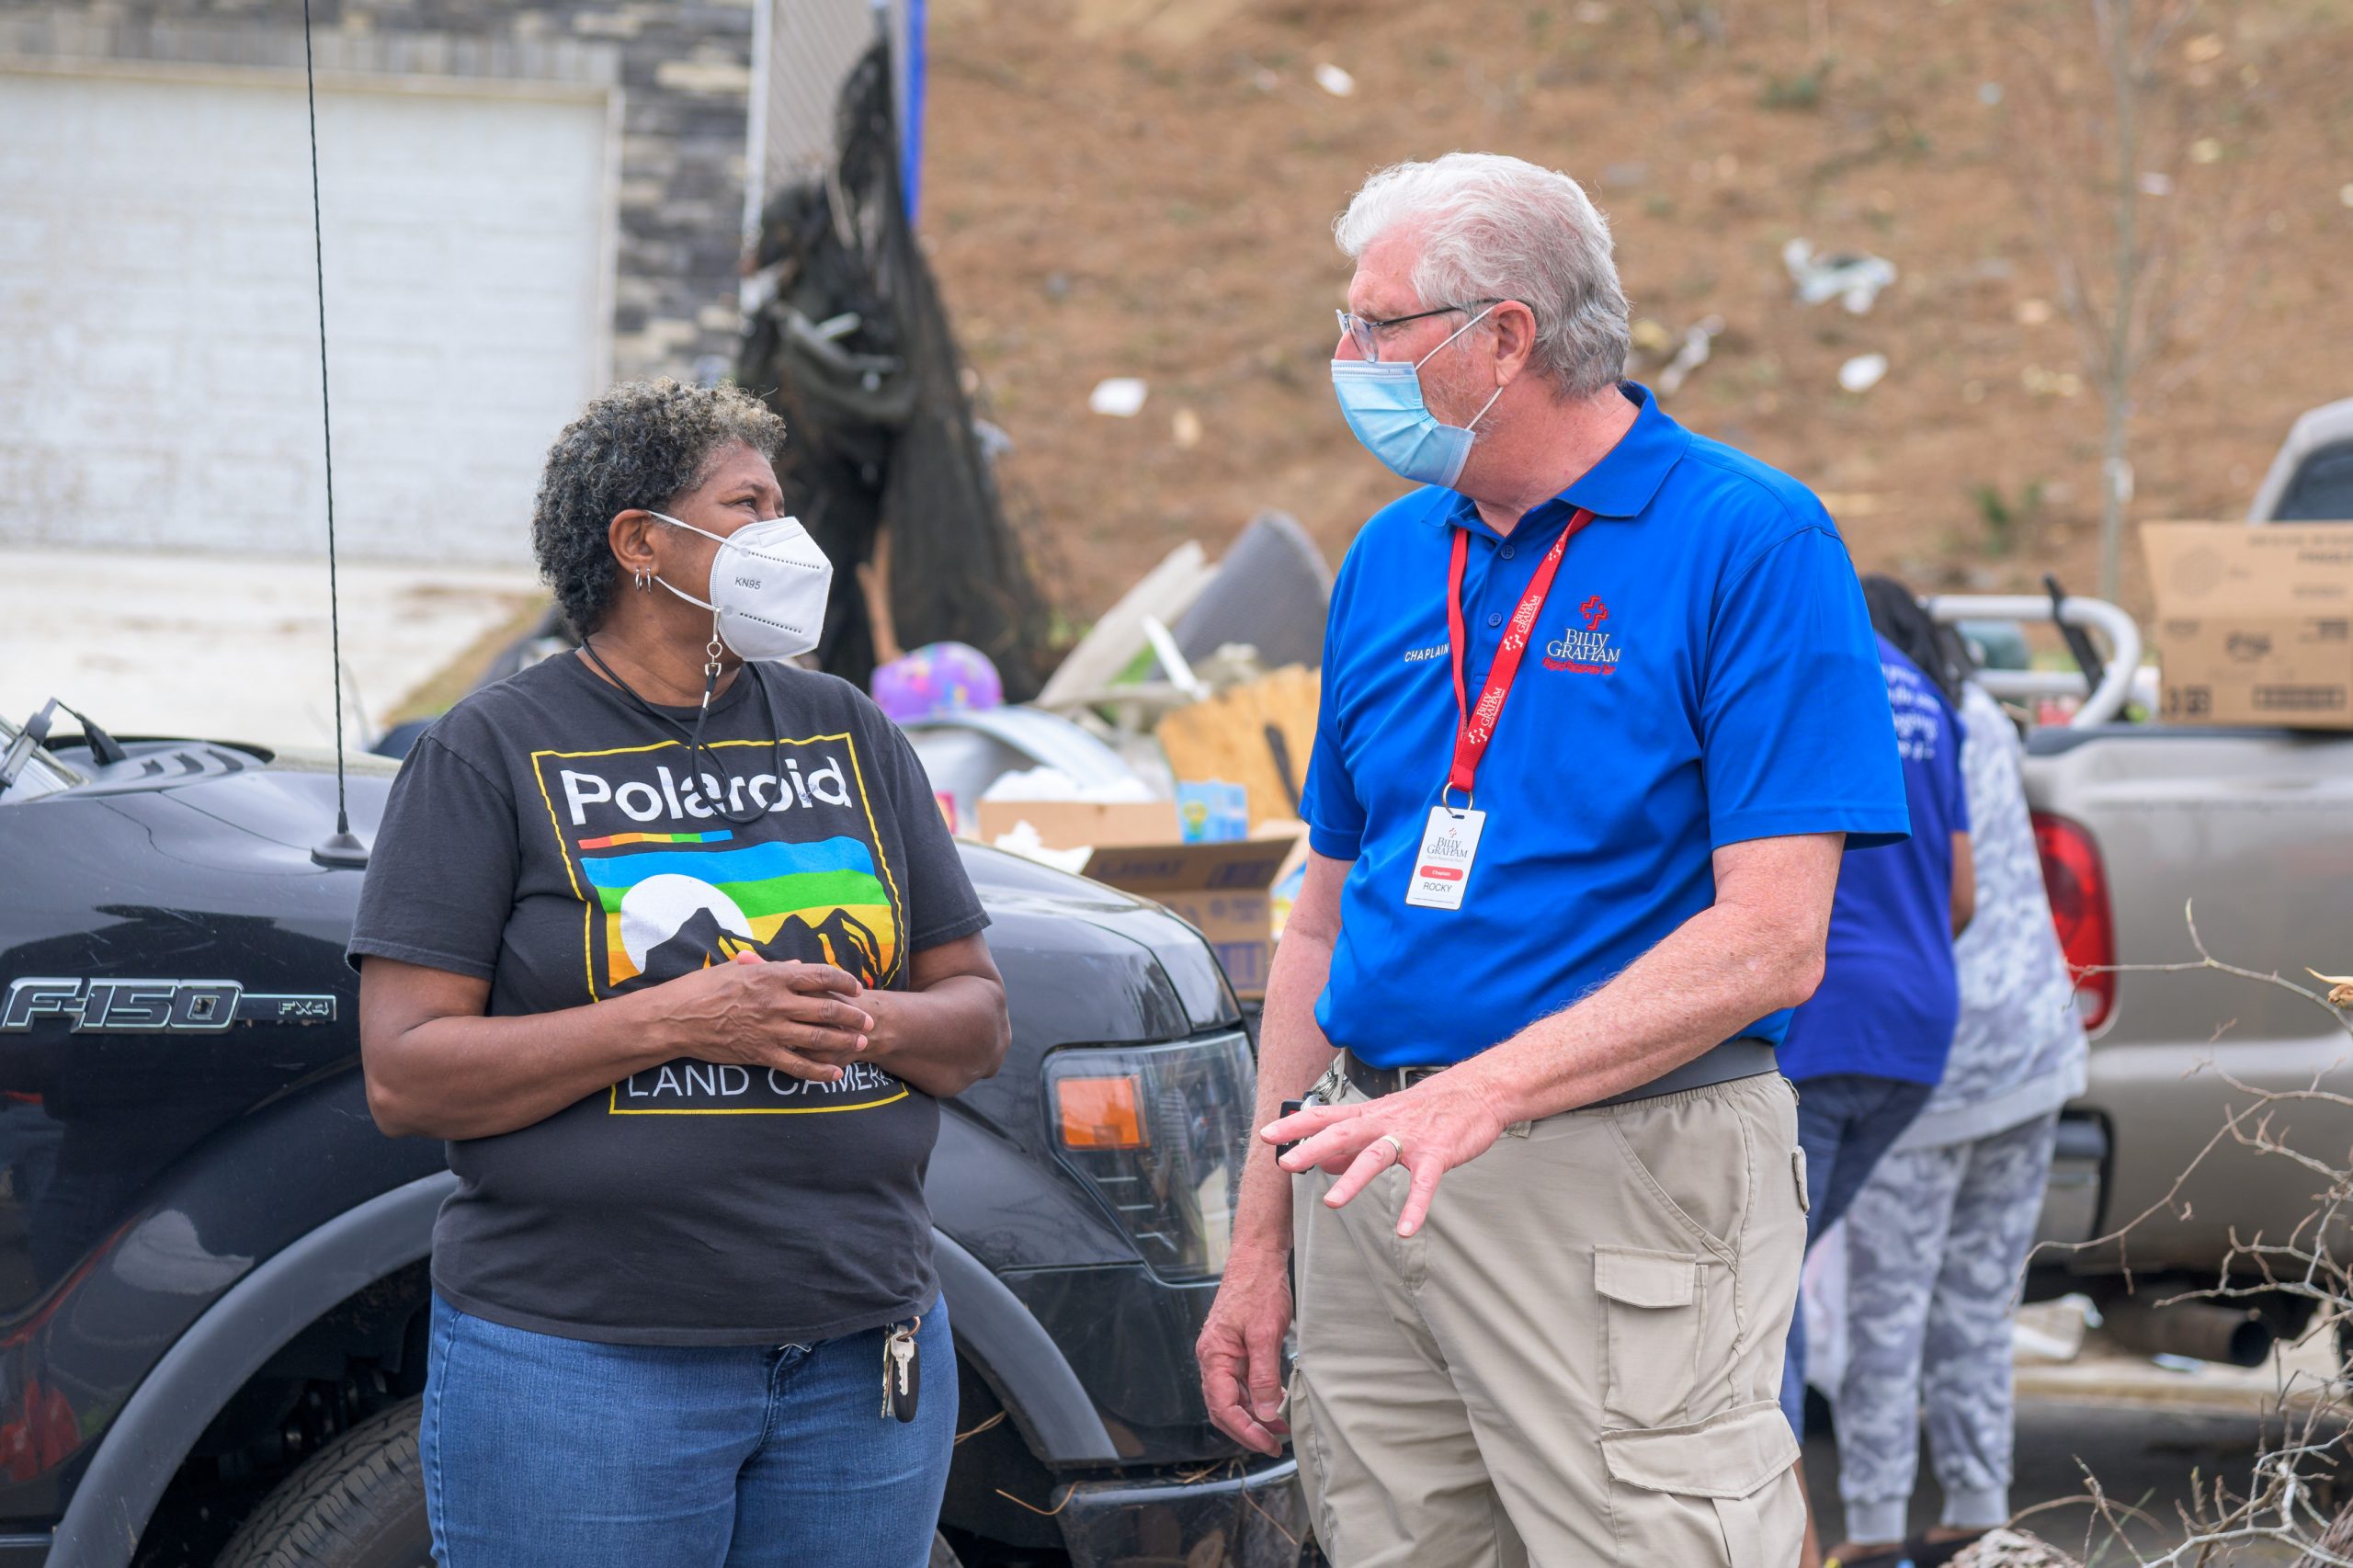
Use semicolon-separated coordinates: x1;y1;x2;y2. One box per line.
1779;588;1976;1565
1192;152;1908;1567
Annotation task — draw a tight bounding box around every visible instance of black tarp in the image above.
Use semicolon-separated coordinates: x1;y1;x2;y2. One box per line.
739;43;1049;699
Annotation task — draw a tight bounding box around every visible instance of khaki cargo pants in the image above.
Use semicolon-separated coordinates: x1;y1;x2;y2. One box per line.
1287;1064;1809;1568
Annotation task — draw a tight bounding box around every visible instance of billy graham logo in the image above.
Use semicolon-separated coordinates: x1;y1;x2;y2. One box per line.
1543;594;1622;675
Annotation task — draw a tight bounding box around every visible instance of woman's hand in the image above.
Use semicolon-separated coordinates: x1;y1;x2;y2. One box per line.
859;935;1009;1099
659;952;875;1083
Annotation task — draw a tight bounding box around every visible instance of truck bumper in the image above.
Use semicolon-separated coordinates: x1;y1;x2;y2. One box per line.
1056;1456;1306;1568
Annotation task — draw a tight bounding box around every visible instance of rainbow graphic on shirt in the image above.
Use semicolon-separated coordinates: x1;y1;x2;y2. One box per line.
578;835;896;987
578;829;733;850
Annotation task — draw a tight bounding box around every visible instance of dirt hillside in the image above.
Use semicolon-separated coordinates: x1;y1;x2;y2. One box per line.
918;0;2353;624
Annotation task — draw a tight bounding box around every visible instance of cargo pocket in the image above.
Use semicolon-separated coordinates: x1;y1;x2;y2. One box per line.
1600;1401;1802;1567
1596;1245;1708;1429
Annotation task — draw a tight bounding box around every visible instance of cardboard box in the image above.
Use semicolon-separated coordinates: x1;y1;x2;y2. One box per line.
2142;523;2353;729
973;799;1299;997
972;798;1182;849
1081;838;1299;999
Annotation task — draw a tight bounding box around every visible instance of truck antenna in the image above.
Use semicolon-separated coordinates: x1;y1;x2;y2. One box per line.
302;0;368;869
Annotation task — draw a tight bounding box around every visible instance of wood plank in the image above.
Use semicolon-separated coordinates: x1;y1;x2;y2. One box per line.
1155;665;1322;830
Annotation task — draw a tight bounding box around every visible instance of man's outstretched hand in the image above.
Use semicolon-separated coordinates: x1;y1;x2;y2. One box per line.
1266;1072;1511;1238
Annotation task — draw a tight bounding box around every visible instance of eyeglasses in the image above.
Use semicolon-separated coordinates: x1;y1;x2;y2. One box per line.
1335;299;1506;362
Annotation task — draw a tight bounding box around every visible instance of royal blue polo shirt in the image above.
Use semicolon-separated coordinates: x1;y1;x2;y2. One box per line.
1777;638;1970;1085
1301;383;1908;1069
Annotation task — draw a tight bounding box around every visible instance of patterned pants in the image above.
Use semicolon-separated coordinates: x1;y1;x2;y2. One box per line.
1834;1113;2059;1545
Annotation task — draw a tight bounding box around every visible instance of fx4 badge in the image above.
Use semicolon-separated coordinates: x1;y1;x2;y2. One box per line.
0;978;339;1033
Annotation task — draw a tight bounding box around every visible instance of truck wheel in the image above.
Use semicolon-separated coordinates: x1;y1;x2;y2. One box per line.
215;1397;429;1568
216;1393;969;1568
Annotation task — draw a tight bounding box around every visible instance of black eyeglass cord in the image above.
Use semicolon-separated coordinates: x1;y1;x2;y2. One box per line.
578;635;785;828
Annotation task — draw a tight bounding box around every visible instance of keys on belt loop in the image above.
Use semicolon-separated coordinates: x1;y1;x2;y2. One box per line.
881;1318;921;1423
1277;1090;1322;1160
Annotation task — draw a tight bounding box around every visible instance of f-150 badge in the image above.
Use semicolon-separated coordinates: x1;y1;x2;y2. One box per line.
0;978;339;1032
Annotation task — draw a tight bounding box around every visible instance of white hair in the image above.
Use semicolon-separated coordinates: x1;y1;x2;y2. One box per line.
1335;153;1631;398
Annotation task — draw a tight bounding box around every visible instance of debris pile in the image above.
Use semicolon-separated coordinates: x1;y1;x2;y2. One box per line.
900;512;1333;999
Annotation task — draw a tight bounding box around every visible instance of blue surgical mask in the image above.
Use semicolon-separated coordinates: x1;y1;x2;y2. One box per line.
1330;304;1505;489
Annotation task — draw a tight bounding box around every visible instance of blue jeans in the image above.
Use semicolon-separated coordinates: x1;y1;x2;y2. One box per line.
422;1294;955;1568
1780;1074;1935;1436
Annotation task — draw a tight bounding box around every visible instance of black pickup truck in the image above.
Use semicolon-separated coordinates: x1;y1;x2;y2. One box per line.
0;707;1302;1568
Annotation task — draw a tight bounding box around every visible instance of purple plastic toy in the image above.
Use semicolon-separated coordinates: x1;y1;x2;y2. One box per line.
870;641;1005;723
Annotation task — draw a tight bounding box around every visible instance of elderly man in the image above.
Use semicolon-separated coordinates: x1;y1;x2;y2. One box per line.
1195;153;1908;1566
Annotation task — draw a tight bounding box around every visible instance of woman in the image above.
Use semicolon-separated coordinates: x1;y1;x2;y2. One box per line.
349;380;1008;1568
1780;576;1976;1565
1818;586;2089;1568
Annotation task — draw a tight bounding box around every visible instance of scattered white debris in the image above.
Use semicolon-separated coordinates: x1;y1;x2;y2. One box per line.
1838;353;1889;393
2138;170;2175;197
2190;137;2222;165
2184;31;2226;63
2012;1295;2091;1363
1950;1528;2084;1568
980;767;1157;804
1313;62;1356;97
1172;407;1203;449
1783;238;1899;313
2339;181;2353;210
1089;377;1149;417
2014;297;2054;326
1656;315;1723;398
1141;615;1209;700
988;820;1095;876
1978;80;2005;106
1574;0;1611;19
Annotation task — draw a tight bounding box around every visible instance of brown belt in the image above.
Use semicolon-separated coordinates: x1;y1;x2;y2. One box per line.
1339;1038;1778;1110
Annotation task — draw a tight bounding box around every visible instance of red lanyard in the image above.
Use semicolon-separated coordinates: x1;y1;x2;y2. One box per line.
1445;507;1596;801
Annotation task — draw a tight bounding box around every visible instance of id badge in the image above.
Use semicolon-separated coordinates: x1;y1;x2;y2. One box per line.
1404;805;1486;911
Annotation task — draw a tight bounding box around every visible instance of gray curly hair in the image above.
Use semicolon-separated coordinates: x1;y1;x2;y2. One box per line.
530;379;788;636
1335;153;1631;399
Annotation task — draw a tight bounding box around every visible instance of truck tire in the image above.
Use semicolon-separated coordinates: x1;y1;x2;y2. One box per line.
214;1397;429;1568
215;1393;970;1568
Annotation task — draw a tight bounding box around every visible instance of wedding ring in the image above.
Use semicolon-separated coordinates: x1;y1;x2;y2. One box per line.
1376;1133;1404;1161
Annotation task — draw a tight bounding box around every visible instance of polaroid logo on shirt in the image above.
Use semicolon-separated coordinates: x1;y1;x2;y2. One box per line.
557;756;852;827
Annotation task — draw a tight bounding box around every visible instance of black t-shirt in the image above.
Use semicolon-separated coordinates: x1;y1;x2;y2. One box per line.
347;654;988;1346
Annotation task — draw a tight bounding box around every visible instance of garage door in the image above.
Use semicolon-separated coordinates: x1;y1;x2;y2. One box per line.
0;71;609;565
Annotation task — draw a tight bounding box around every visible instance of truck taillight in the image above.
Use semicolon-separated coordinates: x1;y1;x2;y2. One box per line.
2032;811;2115;1031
